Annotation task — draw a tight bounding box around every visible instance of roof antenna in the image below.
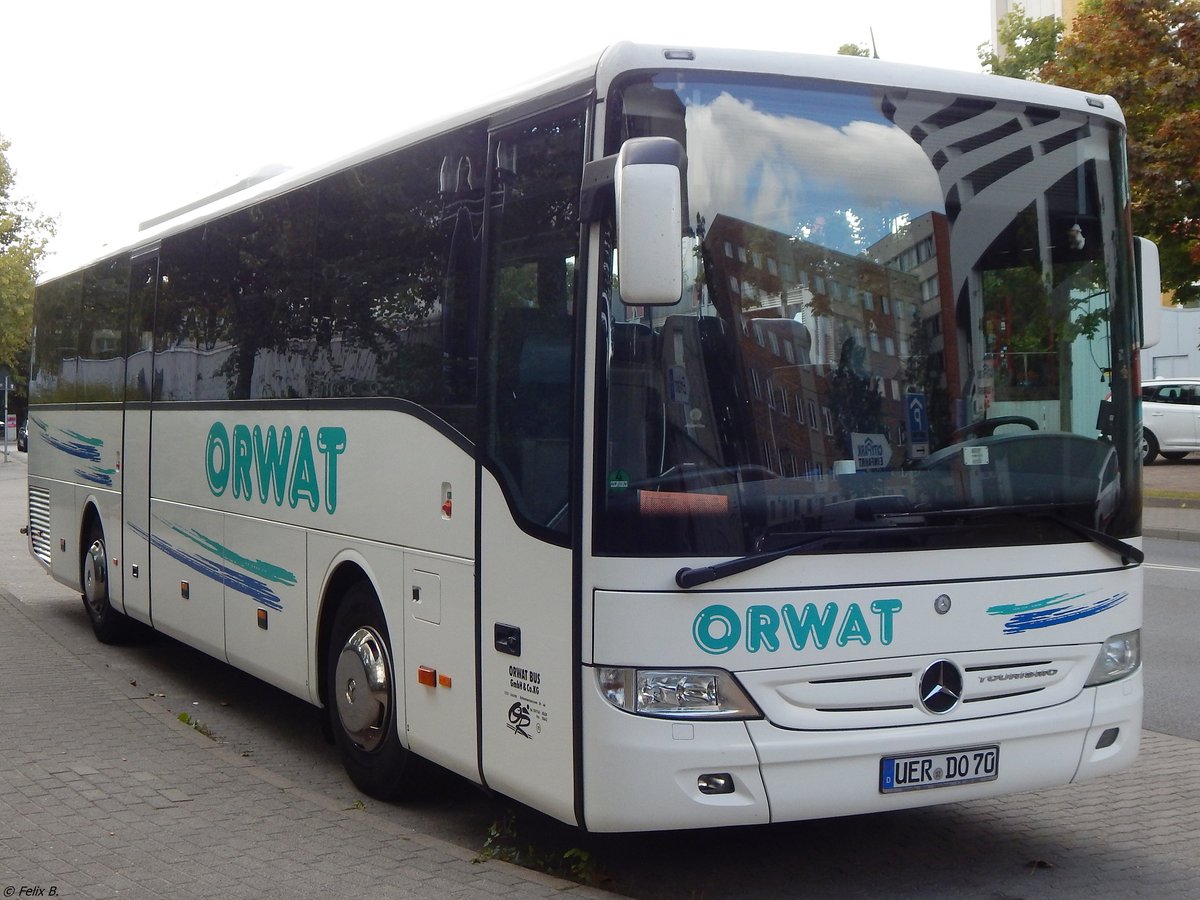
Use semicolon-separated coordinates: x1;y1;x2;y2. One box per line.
870;27;880;59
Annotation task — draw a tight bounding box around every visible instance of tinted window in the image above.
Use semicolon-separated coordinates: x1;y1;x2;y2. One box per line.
156;225;214;402
155;189;318;402
314;127;486;436
79;257;130;402
29;274;82;405
483;109;587;533
126;255;159;401
1145;383;1198;405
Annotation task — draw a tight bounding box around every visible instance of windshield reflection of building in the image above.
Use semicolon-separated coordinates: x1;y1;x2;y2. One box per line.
679;213;958;481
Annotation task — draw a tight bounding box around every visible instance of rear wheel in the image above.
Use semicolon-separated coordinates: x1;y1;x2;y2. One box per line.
1161;450;1189;461
326;581;428;799
81;519;129;644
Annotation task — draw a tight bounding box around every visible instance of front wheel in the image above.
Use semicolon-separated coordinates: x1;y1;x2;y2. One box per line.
81;520;129;644
1142;429;1160;465
325;581;428;799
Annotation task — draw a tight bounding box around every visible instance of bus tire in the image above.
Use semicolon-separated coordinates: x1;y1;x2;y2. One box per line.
81;519;129;644
326;581;427;800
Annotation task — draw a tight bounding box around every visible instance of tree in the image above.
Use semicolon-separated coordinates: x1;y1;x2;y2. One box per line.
1043;0;1200;304
977;4;1063;80
0;134;53;378
837;43;871;58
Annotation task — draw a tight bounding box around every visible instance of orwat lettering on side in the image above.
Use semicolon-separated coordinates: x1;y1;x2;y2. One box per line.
205;423;347;514
693;600;903;655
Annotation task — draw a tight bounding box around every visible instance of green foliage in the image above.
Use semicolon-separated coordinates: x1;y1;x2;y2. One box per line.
0;134;53;377
977;3;1063;80
1043;0;1200;304
981;0;1200;304
837;43;872;58
177;711;212;737
474;812;601;885
829;338;885;456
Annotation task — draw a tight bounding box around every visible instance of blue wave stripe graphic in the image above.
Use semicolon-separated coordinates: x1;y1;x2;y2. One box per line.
130;524;284;611
44;433;102;461
75;467;115;487
993;592;1127;634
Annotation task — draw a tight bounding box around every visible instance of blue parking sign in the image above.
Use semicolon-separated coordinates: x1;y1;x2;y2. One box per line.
907;391;928;444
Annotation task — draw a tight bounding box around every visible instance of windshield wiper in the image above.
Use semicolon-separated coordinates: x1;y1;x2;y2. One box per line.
675;525;937;589
676;535;829;589
906;504;1143;566
674;504;1142;590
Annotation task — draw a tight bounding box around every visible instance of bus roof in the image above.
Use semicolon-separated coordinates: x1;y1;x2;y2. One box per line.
39;41;1123;282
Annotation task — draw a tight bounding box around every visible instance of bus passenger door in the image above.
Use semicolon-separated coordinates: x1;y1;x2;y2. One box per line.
477;106;587;826
120;250;157;626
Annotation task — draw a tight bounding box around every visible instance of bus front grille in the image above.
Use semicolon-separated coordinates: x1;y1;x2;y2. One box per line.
737;645;1101;730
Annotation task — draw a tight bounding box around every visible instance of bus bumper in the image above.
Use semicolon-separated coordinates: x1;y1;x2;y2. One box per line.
580;668;1141;832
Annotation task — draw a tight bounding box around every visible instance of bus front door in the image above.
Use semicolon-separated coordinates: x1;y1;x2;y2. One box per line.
120;250;157;626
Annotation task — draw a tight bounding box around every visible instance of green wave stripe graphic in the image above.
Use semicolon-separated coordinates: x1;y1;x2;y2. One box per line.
987;592;1086;616
169;523;298;587
63;429;104;446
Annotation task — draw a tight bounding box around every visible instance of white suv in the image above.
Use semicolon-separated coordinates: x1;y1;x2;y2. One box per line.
1141;377;1200;464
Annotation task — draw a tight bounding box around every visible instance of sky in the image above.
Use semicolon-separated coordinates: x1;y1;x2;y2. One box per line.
4;0;993;271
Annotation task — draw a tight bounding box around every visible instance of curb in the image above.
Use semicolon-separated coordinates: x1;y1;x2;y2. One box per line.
1145;496;1199;508
1144;527;1200;544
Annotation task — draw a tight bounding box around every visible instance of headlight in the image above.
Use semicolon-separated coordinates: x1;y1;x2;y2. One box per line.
596;667;761;719
1085;630;1141;686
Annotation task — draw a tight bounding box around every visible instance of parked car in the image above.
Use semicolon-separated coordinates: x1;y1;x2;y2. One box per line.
17;421;28;452
1141;377;1200;464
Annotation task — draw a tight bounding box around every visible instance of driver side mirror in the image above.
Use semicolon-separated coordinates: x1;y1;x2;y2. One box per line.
614;137;686;307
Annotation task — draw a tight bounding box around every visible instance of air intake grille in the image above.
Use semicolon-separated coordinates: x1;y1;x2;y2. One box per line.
28;487;51;565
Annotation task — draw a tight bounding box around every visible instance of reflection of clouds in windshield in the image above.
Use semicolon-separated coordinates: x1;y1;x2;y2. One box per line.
686;92;942;249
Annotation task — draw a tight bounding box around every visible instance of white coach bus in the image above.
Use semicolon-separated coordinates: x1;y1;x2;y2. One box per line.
27;42;1158;831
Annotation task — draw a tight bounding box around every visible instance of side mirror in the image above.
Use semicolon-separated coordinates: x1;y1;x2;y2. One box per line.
615;137;685;306
1135;237;1160;349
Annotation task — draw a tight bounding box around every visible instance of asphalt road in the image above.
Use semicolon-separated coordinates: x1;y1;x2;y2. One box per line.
3;451;1199;898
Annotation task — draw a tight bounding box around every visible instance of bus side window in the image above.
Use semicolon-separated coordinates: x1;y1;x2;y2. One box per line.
483;107;586;535
495;307;573;525
29;274;82;405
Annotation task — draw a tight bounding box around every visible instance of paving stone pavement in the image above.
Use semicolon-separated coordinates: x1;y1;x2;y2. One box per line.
2;452;1198;898
0;584;613;900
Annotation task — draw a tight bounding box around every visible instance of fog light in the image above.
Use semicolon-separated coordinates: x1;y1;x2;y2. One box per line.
697;773;735;795
1096;727;1119;749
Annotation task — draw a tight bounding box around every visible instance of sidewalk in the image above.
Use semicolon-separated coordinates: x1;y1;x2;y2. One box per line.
0;449;1195;898
1143;496;1200;543
1142;456;1200;542
0;585;610;899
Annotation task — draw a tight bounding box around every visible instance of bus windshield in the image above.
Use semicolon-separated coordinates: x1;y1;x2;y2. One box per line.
597;73;1141;559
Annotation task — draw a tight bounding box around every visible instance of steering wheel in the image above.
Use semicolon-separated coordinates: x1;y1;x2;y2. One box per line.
951;415;1039;441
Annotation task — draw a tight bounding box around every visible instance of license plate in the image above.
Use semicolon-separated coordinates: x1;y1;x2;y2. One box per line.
880;745;999;793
